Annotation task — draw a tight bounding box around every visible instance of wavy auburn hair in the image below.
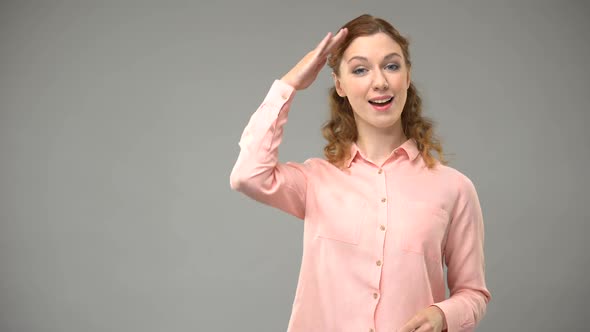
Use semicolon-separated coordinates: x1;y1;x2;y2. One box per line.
322;14;446;169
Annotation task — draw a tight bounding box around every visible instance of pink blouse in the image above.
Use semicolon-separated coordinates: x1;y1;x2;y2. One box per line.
230;80;491;332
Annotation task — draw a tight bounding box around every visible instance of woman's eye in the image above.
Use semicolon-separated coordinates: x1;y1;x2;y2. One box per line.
352;67;367;75
385;63;400;71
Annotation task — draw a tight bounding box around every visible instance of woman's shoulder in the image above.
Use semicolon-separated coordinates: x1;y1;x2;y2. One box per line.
284;157;348;179
287;157;340;171
431;162;479;195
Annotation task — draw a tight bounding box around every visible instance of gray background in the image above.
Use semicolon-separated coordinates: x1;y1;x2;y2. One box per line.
1;1;588;331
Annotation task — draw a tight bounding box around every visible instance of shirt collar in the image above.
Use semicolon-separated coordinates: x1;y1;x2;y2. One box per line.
345;143;360;168
345;138;421;168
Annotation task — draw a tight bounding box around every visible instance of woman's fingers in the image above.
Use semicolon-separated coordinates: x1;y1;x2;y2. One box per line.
316;28;347;59
280;29;348;91
315;32;333;56
322;28;348;56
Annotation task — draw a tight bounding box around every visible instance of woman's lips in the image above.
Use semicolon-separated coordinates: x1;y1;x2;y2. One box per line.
368;97;394;111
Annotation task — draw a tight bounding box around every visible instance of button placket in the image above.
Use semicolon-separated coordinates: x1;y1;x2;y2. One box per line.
377;169;388;235
376;168;388;269
371;164;388;328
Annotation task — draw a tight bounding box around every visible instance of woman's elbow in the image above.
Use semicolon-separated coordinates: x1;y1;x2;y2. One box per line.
229;169;245;191
229;166;260;192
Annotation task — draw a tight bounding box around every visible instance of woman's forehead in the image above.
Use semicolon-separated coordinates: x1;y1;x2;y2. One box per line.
343;33;403;61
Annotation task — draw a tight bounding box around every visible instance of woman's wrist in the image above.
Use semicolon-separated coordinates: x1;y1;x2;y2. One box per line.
430;305;447;330
280;76;298;90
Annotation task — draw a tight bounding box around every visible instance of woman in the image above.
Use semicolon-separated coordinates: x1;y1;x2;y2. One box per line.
230;14;491;332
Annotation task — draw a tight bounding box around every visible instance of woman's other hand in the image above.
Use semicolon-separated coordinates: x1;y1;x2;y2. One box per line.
281;28;347;91
398;305;447;332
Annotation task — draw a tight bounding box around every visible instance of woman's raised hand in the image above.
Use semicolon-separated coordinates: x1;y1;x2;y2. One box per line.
281;28;348;91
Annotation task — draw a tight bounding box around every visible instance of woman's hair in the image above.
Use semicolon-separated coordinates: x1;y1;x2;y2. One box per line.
322;14;446;169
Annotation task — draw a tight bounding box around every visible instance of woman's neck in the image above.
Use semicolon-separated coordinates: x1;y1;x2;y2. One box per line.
355;124;407;166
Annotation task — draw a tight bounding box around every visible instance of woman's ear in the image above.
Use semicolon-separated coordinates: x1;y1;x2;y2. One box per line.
332;72;346;97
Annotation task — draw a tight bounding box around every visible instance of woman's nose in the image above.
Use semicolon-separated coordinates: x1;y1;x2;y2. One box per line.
372;71;389;90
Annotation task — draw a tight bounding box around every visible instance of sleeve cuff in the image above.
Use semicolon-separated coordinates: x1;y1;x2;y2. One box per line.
432;301;474;332
262;79;295;106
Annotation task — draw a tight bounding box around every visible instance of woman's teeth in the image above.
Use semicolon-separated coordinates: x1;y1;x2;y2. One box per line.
369;97;393;104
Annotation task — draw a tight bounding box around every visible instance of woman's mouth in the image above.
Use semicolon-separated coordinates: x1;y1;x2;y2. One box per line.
368;97;394;111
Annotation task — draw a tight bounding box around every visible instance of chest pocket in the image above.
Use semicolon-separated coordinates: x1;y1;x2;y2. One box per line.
316;194;368;245
398;199;449;263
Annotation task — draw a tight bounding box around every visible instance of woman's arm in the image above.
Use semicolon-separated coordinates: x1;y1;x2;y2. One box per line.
432;174;492;332
229;29;348;219
229;80;307;219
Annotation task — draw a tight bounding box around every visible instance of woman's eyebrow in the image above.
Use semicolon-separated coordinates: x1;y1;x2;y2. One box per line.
383;52;402;60
347;52;402;63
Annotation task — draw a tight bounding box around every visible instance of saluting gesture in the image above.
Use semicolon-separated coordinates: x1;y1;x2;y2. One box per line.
281;28;348;91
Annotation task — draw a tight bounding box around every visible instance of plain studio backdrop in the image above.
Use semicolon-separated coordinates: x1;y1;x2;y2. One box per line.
1;1;588;331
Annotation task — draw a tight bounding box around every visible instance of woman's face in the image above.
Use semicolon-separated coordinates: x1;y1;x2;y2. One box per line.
333;32;410;134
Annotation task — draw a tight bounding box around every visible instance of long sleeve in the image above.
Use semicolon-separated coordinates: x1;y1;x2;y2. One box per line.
433;175;492;332
229;80;308;220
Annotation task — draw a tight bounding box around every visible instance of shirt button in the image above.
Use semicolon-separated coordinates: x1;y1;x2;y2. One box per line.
373;292;379;299
377;169;383;174
380;225;386;231
369;329;374;332
376;260;382;266
381;197;386;203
